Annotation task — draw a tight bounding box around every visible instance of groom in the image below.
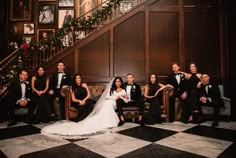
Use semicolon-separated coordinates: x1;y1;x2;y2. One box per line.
116;73;145;126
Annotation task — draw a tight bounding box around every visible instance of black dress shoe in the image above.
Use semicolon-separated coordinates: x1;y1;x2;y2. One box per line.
7;120;17;127
118;121;125;126
212;121;219;127
139;120;145;126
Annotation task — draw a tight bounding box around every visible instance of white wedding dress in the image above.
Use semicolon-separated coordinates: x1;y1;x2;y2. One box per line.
41;78;127;139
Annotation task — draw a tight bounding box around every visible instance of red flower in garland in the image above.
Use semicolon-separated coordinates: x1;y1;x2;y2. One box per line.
20;43;30;58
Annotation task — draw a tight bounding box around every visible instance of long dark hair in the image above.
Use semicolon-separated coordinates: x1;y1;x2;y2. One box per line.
35;65;46;78
110;77;124;95
148;73;158;87
72;73;82;91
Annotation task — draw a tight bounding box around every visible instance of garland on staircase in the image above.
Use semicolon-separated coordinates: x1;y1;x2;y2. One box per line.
22;0;122;52
0;0;122;89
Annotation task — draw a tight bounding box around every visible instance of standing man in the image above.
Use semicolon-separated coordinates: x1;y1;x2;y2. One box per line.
7;70;35;127
198;73;223;127
49;61;71;120
63;10;72;25
166;62;188;123
116;73;145;126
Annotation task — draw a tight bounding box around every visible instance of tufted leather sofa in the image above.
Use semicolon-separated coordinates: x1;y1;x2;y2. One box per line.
63;85;173;122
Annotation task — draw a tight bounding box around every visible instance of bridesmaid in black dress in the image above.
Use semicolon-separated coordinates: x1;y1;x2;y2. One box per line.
31;65;51;123
181;62;202;122
71;74;93;122
144;73;166;124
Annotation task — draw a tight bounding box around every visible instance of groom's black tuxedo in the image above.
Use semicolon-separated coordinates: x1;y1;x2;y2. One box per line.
49;71;71;119
116;82;144;118
49;71;71;96
7;79;35;121
166;72;188;122
124;82;142;101
166;73;187;97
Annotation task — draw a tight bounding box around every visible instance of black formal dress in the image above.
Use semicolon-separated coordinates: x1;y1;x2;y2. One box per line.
71;85;93;122
32;76;51;123
145;84;162;124
186;73;200;120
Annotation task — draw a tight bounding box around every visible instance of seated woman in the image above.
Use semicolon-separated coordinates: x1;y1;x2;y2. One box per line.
144;73;166;124
71;73;94;121
31;65;51;123
41;77;128;139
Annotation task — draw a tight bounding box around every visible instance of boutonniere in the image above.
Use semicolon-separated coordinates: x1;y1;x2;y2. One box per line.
63;75;67;79
208;85;212;88
133;85;136;89
180;74;184;78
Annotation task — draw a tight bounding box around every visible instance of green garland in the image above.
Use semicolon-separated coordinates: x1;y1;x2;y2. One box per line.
23;0;121;51
0;0;122;90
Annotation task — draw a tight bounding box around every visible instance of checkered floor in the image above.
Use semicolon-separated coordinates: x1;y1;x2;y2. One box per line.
0;120;235;158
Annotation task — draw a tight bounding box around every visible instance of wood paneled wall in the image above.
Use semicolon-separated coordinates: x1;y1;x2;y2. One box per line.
46;0;226;85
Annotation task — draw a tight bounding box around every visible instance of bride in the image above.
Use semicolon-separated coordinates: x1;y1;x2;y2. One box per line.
41;77;128;139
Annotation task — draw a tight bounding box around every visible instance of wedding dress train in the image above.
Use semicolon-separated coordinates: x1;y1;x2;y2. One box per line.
41;78;126;139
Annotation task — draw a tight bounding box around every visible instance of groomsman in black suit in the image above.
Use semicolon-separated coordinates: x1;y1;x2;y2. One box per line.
49;61;71;120
116;73;145;126
7;70;35;127
198;73;224;127
166;62;188;123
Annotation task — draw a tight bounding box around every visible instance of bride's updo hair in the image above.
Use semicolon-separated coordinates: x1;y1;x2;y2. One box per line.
110;77;124;95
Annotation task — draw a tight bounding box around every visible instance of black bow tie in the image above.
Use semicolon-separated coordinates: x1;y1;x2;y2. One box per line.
58;71;64;73
127;84;132;86
175;73;180;76
20;81;26;84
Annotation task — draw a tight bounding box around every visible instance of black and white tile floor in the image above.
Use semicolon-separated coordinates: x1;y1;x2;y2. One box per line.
0;121;235;158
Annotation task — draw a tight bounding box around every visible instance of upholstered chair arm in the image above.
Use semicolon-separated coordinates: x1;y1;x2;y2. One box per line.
62;86;71;120
162;87;174;122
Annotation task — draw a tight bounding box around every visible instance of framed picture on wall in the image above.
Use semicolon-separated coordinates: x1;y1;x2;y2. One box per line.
23;23;34;34
79;0;96;17
37;29;55;42
119;1;133;14
8;23;23;49
58;9;74;28
38;4;56;25
10;0;32;21
58;0;75;7
22;36;34;44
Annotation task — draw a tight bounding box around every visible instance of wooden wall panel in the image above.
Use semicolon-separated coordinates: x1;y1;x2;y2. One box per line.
45;51;75;76
149;12;179;76
114;13;145;77
78;31;110;77
184;11;221;79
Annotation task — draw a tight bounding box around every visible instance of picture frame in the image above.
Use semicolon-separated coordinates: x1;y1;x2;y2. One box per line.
10;0;32;21
8;23;23;49
58;9;75;28
119;1;133;14
58;0;75;7
22;35;35;44
23;23;34;34
38;0;56;1
75;31;85;40
37;29;55;42
38;4;56;25
78;0;97;17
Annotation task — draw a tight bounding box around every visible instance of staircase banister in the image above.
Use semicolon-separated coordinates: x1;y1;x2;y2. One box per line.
0;49;19;65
